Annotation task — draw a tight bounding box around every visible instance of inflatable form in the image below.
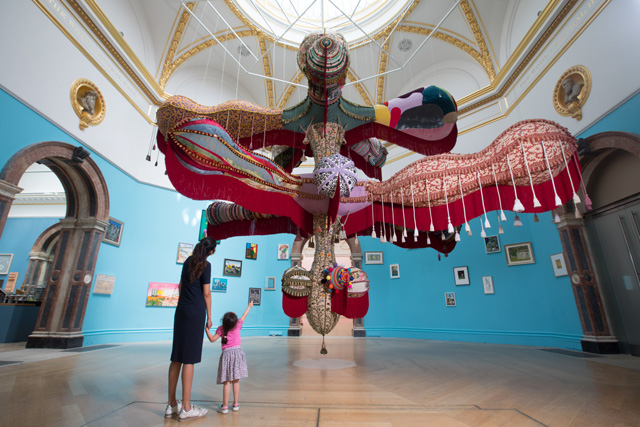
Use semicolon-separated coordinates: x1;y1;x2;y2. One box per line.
157;33;581;345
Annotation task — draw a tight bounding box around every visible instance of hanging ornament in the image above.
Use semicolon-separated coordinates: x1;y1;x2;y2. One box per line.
520;141;542;208
442;174;454;233
557;140;581;204
400;191;408;241
540;140;563;206
426;178;434;232
390;192;398;242
370;193;377;239
460;174;471;237
380;194;387;243
410;182;419;242
554;211;561;224
534;213;540;223
513;214;523;227
506;154;525;212
476;171;491;230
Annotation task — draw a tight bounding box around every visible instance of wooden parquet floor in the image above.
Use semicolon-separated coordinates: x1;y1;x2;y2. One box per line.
0;337;639;426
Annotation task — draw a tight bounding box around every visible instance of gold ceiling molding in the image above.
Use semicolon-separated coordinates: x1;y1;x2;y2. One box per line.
395;25;487;77
72;0;164;104
459;0;496;81
346;69;373;107
278;71;305;109
376;37;391;104
159;2;195;90
258;35;275;108
457;0;580;115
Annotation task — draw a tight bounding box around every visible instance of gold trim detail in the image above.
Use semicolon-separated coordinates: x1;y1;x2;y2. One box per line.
67;0;163;105
70;79;106;130
258;35;275;108
553;65;591;120
159;2;195;90
459;0;496;81
278;71;305;109
347;69;373;106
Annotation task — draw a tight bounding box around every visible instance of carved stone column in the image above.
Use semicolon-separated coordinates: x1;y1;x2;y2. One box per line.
556;209;620;353
27;217;108;348
288;236;304;337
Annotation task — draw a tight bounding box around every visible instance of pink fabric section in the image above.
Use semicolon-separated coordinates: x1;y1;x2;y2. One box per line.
216;318;243;349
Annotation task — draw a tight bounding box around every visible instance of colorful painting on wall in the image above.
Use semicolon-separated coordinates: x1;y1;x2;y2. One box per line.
212;278;228;292
278;244;290;260
145;282;179;307
246;243;258;259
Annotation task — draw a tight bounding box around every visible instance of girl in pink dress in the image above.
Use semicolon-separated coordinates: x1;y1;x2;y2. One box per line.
206;301;253;413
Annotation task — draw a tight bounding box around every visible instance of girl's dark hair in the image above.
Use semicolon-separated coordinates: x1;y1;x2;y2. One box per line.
189;237;217;283
221;311;238;345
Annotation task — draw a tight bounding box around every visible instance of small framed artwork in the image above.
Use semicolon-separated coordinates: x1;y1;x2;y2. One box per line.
249;287;261;306
103;217;124;246
198;209;208;241
390;264;400;279
484;235;501;253
364;251;384;265
176;242;194;264
482;276;495;294
145;282;179;307
246;243;258;260
212;278;228;292
278;244;290;260
93;274;115;295
265;276;276;290
445;292;456;307
505;242;535;266
223;259;242;277
453;266;470;285
550;253;568;277
0;254;14;275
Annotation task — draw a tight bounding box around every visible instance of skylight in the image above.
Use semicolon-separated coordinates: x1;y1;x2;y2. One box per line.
232;0;413;47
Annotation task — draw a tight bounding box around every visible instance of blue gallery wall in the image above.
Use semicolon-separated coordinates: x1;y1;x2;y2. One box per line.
361;213;583;349
578;91;640;138
0;87;588;349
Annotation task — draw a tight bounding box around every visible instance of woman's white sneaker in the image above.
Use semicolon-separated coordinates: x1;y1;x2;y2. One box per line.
178;405;208;421
164;401;182;418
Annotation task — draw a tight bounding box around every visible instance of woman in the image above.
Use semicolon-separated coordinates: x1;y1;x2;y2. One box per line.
165;237;216;421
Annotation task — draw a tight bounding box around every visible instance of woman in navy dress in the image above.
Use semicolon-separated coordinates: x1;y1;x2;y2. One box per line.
165;237;216;421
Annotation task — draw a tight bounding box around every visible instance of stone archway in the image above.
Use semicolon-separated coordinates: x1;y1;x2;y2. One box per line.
0;142;109;348
288;235;365;336
553;131;640;354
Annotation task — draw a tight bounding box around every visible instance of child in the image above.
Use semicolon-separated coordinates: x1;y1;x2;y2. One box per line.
206;301;253;414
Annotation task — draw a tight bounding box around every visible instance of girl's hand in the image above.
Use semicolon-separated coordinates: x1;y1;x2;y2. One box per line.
207;317;213;330
248;300;254;308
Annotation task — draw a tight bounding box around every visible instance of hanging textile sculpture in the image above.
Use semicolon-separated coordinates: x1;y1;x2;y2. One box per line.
156;32;581;342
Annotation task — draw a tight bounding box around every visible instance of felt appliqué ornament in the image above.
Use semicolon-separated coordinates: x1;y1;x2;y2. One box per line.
321;263;353;292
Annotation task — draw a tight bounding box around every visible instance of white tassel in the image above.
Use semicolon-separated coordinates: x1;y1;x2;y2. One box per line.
540;140;563;207
427;235;431;245
410;182;419;240
477;171;491;230
370;194;377;239
390;192;398;243
554;212;561;224
491;164;507;222
400;191;408;240
355;233;359;245
426;178;434;232
500;211;507;221
455;231;461;242
558;140;581;204
506;154;525;212
401;233;405;243
380;194;386;242
498;223;504;234
513;214;523;227
573;193;581;204
480;227;487;238
441;231;446;241
520;141;541;209
575;209;582;219
442;174;454;234
458;174;471;237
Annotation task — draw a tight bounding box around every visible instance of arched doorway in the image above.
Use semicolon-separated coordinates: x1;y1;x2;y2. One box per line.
0;142;109;348
580;132;640;356
288;235;365;337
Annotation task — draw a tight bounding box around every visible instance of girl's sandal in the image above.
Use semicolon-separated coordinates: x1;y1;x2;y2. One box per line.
232;404;240;412
217;404;229;414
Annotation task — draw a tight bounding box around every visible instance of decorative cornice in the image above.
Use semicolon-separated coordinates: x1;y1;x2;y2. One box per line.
13;194;67;205
346;69;373;106
159;2;195;90
459;0;496;81
278;72;305;109
68;0;164;105
258;35;275;108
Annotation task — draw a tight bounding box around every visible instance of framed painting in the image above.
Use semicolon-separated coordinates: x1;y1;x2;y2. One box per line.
364;251;384;265
246;243;258;260
484;235;501;254
223;259;242;277
445;292;456;307
249;287;261;306
453;266;470;285
212;278;228;293
278;244;290;260
550;253;568;276
176;242;193;264
93;274;115;295
103;217;124;246
198;209;208;240
505;242;535;266
145;282;179;307
265;276;276;290
0;254;13;275
390;264;400;279
482;276;495;294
